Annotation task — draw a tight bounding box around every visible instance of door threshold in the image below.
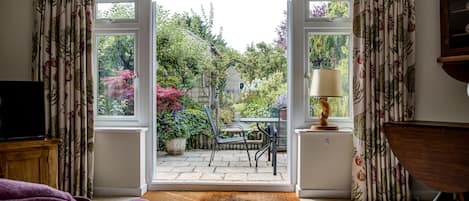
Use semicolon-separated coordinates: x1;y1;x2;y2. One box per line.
148;181;295;192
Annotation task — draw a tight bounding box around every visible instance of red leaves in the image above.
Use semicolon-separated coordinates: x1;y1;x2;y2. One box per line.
156;85;185;111
101;70;186;112
101;70;135;101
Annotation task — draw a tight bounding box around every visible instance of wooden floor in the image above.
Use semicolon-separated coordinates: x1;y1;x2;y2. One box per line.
94;192;349;201
142;191;300;201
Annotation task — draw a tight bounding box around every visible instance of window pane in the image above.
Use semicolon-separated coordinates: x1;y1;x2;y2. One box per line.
308;33;349;118
309;0;349;18
97;34;135;116
97;1;135;20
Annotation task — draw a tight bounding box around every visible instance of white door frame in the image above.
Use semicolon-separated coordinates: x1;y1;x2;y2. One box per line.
147;0;300;192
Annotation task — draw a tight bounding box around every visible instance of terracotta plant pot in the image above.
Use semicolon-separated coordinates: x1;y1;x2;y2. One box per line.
279;108;287;120
164;137;186;155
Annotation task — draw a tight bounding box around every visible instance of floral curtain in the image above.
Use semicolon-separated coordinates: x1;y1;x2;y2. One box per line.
351;0;416;200
32;0;95;197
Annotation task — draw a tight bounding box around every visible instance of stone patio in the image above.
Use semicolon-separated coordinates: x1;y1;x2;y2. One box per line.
156;150;288;183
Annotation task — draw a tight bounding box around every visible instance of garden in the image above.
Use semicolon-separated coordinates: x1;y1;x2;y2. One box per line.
96;2;350;154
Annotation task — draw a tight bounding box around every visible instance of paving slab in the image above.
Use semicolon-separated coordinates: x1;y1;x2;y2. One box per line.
215;167;255;173
171;166;194;173
224;173;247;181
177;172;202;180
156;150;287;183
185;157;205;162
156;166;173;172
228;161;252;167
247;173;283;181
194;167;215;173
156;172;178;180
200;173;224;180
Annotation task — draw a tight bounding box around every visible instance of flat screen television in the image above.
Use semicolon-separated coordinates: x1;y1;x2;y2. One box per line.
0;81;46;141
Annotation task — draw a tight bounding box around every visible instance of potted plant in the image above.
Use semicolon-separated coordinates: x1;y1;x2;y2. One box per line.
270;94;287;120
156;85;189;155
157;112;189;155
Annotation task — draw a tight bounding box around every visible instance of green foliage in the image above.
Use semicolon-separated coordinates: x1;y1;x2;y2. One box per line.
326;1;349;18
153;2;350;125
157;6;210;91
96;3;137;116
309;34;348;69
308;34;350;117
236;71;287;118
157;109;210;150
270;94;287;117
97;2;135;19
219;108;233;125
97;28;135;115
157;112;190;141
308;1;351;118
98;94;130;115
238;42;287;83
181;109;211;137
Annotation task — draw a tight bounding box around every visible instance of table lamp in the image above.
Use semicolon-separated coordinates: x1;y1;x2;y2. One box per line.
309;69;342;130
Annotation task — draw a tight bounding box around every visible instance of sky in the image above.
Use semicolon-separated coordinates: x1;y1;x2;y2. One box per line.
156;0;287;52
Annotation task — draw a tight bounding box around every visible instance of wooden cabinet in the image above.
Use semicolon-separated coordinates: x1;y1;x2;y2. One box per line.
438;0;469;83
294;129;352;198
0;139;60;188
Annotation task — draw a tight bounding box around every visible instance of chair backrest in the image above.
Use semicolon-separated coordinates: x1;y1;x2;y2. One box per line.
267;124;277;137
277;106;287;147
204;105;220;142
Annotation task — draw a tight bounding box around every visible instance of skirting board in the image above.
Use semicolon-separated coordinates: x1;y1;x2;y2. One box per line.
295;185;351;199
295;185;437;201
94;184;147;197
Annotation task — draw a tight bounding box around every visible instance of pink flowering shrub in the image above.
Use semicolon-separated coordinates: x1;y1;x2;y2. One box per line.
99;70;135;115
156;85;185;112
101;70;135;101
156;85;189;145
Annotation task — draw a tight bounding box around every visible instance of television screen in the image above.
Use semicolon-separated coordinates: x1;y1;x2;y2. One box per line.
0;81;46;141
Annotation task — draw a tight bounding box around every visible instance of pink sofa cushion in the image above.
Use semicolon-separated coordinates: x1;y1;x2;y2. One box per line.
0;179;90;201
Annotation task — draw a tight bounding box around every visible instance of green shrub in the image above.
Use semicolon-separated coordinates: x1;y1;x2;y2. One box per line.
236;71;287;118
180;109;211;137
219;108;234;125
156;112;190;141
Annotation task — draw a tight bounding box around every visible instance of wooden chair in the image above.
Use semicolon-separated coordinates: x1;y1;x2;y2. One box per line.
204;105;251;167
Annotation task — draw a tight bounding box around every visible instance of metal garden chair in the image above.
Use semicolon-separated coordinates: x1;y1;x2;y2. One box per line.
204;105;252;167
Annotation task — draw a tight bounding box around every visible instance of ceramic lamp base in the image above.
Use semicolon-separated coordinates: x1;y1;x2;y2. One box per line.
310;125;339;130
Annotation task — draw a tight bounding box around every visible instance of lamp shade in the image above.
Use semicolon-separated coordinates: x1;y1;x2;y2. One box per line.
310;69;342;97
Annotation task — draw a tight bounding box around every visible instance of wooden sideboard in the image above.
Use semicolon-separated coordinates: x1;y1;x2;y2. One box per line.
0;139;60;188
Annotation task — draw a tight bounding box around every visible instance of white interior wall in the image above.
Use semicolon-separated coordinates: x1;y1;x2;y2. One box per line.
414;0;469;123
0;0;33;81
94;128;147;196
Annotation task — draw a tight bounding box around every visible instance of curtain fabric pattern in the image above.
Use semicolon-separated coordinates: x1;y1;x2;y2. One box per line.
32;0;95;197
351;0;416;200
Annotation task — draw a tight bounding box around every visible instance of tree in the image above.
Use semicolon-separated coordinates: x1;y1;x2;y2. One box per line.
238;42;287;83
97;3;135;19
275;11;287;49
97;4;136;116
156;5;233;126
155;4;291;122
308;2;350;118
235;71;287;118
156;6;210;92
